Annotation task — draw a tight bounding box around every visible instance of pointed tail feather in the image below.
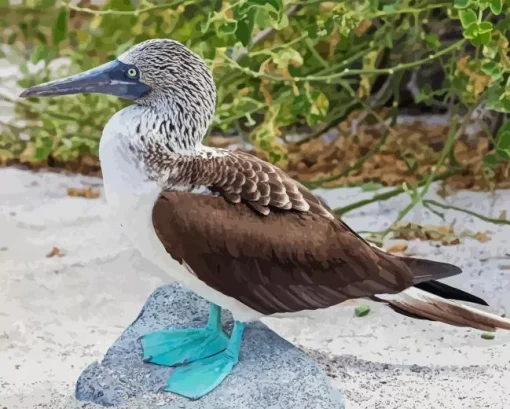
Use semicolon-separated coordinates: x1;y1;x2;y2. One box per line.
399;256;462;283
396;254;489;305
380;287;510;332
414;280;488;306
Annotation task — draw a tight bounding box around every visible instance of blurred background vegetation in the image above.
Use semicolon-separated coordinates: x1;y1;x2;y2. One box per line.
0;0;509;205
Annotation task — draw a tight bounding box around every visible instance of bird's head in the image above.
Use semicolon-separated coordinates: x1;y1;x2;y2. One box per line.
19;39;216;116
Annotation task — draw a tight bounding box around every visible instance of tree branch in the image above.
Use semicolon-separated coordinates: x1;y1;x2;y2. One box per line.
67;0;192;16
223;39;467;83
424;200;510;225
333;170;458;216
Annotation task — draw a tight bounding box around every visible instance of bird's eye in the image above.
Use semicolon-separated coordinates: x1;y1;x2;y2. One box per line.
127;68;138;78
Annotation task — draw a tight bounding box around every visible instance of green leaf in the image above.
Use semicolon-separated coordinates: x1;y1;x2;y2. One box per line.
267;0;283;12
382;0;399;13
459;9;477;28
495;121;510;159
465;21;493;45
487;84;510;112
40;0;57;7
53;8;68;46
496;141;510;160
234;6;257;46
403;153;417;170
272;48;303;69
324;17;335;36
31;44;51;63
42;117;55;130
472;31;491;46
306;90;329;126
246;0;283;12
425;33;441;49
454;0;471;8
274;13;289;30
481;61;503;80
307;23;318;40
478;21;493;34
213;97;265;126
360;182;383;192
34;136;53;161
462;22;478;39
384;32;393;48
369;0;380;11
218;21;237;36
483;153;500;167
291;94;311;117
482;61;498;74
355;304;371;317
481;332;495;340
489;0;503;14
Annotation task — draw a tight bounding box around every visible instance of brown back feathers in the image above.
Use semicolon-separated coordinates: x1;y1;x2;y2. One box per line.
151;150;510;332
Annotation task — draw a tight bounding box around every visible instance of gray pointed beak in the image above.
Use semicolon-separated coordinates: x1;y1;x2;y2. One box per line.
19;60;151;100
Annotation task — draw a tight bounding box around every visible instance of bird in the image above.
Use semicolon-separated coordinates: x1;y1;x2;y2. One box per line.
20;39;510;400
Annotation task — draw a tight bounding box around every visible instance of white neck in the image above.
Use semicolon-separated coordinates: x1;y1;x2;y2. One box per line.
99;105;162;209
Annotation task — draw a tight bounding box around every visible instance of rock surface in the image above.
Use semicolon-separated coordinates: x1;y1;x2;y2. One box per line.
75;284;344;409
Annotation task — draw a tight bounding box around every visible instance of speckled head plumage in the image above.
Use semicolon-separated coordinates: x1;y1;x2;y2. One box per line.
19;38;217;137
118;39;216;116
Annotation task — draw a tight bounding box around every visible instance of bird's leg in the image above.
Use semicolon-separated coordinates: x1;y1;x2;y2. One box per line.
165;321;246;399
140;303;228;367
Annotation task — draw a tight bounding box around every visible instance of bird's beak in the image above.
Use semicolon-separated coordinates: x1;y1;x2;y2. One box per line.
19;60;151;100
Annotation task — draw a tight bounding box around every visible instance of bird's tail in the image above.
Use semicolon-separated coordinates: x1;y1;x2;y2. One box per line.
377;286;510;332
370;238;509;331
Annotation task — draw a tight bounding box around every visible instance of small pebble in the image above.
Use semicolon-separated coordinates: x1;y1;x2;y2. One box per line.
481;332;495;340
355;305;371;317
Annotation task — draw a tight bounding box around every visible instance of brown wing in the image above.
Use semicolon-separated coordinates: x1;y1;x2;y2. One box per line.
152;192;418;315
161;150;332;218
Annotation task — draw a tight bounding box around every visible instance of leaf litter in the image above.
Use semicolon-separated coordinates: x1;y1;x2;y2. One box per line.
67;186;100;199
282;110;510;191
46;246;66;258
389;223;490;246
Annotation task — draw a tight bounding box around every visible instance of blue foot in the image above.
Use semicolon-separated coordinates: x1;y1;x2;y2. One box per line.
140;304;228;367
166;321;246;399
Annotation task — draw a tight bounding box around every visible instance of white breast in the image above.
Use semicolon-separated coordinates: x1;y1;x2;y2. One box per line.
98;107;263;322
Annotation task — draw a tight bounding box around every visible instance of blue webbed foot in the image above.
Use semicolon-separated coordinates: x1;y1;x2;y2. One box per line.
166;350;237;399
166;321;246;399
140;303;228;367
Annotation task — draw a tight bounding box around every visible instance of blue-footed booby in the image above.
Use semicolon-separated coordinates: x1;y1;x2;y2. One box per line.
20;39;510;400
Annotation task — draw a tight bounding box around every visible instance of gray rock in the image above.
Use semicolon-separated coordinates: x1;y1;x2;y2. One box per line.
75;284;344;409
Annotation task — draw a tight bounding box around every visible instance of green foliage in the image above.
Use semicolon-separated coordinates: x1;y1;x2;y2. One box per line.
485;120;510;171
1;0;510;170
449;0;510;175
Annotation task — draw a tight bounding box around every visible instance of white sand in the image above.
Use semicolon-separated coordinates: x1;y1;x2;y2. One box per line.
1;167;509;409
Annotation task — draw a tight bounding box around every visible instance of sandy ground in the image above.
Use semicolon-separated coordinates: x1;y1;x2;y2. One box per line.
0;168;509;409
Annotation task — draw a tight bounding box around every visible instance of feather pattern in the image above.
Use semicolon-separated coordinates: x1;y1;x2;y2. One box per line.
151;191;459;315
379;287;510;331
140;149;327;217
